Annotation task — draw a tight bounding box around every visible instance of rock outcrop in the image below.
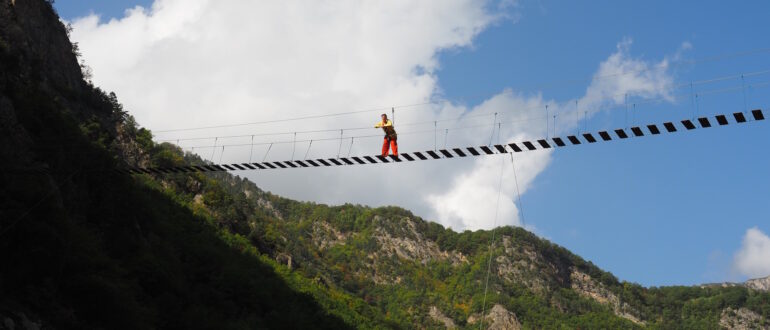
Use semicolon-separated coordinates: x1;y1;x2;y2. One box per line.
372;216;466;266
745;275;770;292
467;304;521;330
719;307;769;330
428;306;456;329
570;269;643;324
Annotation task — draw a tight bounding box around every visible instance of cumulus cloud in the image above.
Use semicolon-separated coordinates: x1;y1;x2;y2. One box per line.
427;38;676;230
69;1;677;231
581;37;675;110
733;227;770;279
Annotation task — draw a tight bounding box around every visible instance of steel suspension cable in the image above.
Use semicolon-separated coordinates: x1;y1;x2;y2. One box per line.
152;48;770;133
480;154;507;329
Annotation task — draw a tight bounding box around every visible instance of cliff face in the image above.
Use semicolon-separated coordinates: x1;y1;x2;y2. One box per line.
0;1;364;328
2;0;83;91
746;276;770;292
2;1;770;329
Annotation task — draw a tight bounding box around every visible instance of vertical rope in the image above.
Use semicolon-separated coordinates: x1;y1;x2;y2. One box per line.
291;132;297;161
510;153;525;228
480;152;527;328
624;93;628;128
444;129;449;149
209;137;218;162
480;154;506;329
553;114;557;136
347;137;355;157
488;112;498;147
262;143;273;162
545;105;549;139
690;81;695;119
218;146;225;164
337;129;343;158
248;135;255;163
304;140;313;160
497;122;501;145
741;74;747;112
695;94;700;117
575;100;579;134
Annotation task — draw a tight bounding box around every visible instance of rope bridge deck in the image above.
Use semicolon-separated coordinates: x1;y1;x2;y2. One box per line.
119;109;765;175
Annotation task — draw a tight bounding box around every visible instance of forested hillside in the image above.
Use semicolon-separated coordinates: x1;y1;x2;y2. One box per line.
1;1;768;329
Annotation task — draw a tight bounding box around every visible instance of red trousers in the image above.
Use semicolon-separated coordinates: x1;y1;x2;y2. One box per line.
382;136;398;156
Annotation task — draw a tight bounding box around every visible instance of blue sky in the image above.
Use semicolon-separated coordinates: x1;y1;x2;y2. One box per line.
56;1;770;286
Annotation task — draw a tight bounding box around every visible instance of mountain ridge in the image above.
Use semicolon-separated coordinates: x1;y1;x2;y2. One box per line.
703;276;770;292
1;0;769;329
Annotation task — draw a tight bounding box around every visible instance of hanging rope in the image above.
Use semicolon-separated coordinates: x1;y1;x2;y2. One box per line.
742;74;747;112
347;137;355;157
690;81;696;119
262;143;273;162
209;137;218;162
695;94;700;117
337;129;344;158
545;104;549;139
248;135;255;163
510;153;526;228
480;154;507;329
218;146;225;164
625;93;629;128
434;121;437;151
488;112;498;147
304;140;313;160
553;114;558;136
497;122;502;145
575;100;580;134
291;132;297;161
444;129;449;149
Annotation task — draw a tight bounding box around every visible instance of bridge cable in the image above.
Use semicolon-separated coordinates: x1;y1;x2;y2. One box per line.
304;140;313;160
262;143;273;162
480;153;506;329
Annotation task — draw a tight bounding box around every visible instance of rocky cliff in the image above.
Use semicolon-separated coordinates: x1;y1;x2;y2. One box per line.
2;1;769;329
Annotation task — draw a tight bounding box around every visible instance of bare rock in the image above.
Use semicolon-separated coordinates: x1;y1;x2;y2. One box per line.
373;216;466;265
745;275;770;292
311;222;348;250
720;307;769;330
428;306;456;329
569;269;643;325
468;304;521;330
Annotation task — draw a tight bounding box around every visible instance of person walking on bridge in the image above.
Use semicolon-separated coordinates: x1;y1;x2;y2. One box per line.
375;113;398;157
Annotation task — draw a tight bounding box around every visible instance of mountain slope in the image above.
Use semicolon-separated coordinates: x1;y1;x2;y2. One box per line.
1;1;769;329
0;1;382;328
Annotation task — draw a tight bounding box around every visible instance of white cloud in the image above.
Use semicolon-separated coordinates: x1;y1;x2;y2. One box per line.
733;227;770;279
427;39;676;230
580;37;675;109
70;2;676;231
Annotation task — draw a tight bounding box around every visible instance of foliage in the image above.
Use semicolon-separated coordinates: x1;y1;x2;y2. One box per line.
2;1;770;329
